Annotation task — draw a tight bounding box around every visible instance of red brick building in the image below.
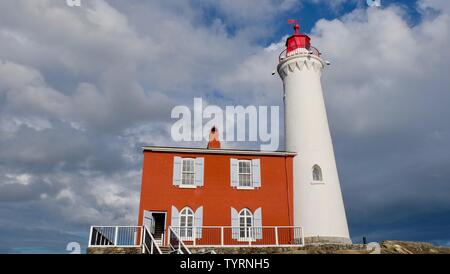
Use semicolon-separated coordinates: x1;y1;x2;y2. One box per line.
137;143;298;246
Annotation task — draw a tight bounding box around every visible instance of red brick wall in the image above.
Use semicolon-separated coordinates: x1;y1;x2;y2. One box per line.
138;151;294;232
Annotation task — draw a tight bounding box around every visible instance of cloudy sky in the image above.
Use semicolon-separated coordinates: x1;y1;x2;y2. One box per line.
0;0;449;253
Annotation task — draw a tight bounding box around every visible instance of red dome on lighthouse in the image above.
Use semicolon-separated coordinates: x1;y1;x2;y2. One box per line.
286;23;311;53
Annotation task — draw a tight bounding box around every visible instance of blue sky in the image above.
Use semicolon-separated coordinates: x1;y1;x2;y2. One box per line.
0;0;449;253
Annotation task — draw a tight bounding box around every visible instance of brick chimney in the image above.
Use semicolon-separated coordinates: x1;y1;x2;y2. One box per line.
207;126;221;149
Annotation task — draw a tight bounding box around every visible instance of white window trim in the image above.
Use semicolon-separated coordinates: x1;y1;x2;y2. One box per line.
180;158;196;188
237;209;255;242
237;237;256;242
178;184;198;189
178;207;194;241
236;186;256;190
237;159;253;189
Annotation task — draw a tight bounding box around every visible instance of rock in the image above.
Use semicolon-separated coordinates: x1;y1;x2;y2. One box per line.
87;241;450;254
87;247;142;254
380;241;450;254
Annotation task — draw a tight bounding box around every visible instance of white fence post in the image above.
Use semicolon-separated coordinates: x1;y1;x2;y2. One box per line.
301;227;305;246
114;226;119;246
142;227;145;254
221;227;224;246
88;226;93;247
167;227;171;247
275;227;279;246
150;237;154;254
193;227;197;246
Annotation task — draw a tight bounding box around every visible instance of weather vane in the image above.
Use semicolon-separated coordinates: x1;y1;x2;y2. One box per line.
287;18;302;34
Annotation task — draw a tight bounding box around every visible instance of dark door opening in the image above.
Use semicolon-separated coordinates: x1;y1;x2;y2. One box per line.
143;210;167;245
152;213;166;242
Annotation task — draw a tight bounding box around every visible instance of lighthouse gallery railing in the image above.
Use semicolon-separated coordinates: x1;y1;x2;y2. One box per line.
279;46;321;62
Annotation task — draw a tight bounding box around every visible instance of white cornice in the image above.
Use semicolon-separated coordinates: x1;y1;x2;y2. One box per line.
142;146;297;156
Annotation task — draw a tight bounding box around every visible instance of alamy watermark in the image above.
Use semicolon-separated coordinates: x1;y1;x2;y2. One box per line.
66;242;81;254
171;98;280;151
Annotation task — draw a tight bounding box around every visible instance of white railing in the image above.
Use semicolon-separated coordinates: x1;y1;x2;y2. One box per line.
279;46;321;62
89;225;304;251
169;226;304;247
89;226;143;247
143;226;163;254
169;227;192;254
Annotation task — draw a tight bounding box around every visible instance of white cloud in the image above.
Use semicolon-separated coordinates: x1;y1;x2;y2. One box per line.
419;0;450;13
310;5;450;135
3;173;32;186
1;0;450;252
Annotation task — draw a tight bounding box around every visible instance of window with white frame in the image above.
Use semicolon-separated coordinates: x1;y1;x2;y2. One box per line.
239;208;253;240
230;158;261;189
179;207;194;239
312;165;323;182
173;157;204;188
181;158;195;186
238;160;252;187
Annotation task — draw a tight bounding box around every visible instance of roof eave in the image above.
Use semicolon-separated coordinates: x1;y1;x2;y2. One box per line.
142;146;297;156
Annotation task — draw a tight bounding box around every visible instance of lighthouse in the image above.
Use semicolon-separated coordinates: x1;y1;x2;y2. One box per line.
277;23;351;244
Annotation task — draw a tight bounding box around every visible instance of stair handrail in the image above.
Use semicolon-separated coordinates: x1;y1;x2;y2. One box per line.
168;226;191;254
143;225;163;254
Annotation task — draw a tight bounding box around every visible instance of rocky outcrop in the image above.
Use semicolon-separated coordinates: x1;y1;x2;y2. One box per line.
380;241;450;254
86;241;450;254
87;247;142;254
191;241;450;254
190;245;369;254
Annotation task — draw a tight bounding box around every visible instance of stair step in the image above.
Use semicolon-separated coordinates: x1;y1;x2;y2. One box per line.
158;247;173;254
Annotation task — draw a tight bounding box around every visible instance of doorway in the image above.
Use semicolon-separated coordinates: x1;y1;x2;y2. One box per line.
143;210;166;245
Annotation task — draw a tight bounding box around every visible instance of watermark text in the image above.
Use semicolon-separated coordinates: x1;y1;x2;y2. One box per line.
171;98;280;151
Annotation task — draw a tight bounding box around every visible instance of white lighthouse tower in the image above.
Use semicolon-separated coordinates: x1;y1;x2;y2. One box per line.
277;23;351;244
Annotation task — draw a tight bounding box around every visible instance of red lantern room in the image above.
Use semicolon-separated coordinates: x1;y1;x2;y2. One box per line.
286;23;311;53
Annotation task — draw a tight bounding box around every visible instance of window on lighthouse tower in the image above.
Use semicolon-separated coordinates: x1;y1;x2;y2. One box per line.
313;165;323;182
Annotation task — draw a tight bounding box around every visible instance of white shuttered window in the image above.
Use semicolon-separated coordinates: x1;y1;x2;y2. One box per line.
173;157;204;188
179;207;194;239
230;158;261;189
238;160;252;187
182;158;195;186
